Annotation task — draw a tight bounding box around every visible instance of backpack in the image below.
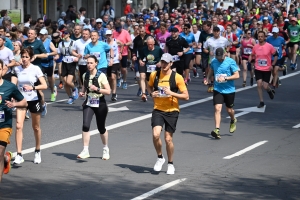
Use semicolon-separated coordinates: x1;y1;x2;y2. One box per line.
61;40;74;56
84;69;103;94
153;70;178;93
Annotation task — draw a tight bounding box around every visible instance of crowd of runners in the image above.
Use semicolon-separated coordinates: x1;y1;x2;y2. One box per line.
0;0;298;178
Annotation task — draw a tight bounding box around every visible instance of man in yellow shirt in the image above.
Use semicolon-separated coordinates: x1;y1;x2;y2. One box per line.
148;53;189;175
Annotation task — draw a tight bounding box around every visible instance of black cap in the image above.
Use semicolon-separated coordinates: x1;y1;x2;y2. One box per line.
171;27;179;32
215;47;225;59
213;26;220;32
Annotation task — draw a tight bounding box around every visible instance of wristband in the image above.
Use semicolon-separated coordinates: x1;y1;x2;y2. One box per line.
33;86;36;90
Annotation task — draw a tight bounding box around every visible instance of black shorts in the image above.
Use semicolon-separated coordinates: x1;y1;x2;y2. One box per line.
78;65;87;83
120;56;128;68
287;41;299;48
213;90;235;108
99;68;107;74
107;63;119;77
254;69;271;83
194;52;202;55
275;57;284;67
201;57;209;69
61;62;76;77
42;66;54;77
229;51;236;55
27;100;42;113
3;72;17;81
151;109;179;134
184;54;194;70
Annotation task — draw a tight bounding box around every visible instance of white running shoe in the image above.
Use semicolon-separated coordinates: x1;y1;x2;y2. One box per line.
102;147;110;160
25;110;30;119
34;152;41;164
77;149;90;159
153;157;165;172
13;154;24;164
166;164;175;175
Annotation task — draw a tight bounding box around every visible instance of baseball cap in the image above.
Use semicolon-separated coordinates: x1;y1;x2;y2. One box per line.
291;17;297;22
272;27;279;33
170;14;176;18
230;13;236;16
60;12;66;17
215;48;225;59
63;30;70;35
152;18;158;22
39;28;48;35
171;27;179;32
213;26;220;32
201;17;207;21
96;18;103;23
105;30;112;35
150;10;155;15
257;21;263;24
161;53;173;63
263;17;268;21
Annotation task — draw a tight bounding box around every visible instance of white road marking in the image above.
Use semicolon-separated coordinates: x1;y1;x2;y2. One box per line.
131;178;187;200
292;123;300;128
223;140;268;159
128;84;138;87
109;106;129;112
48;99;131;106
226;106;266;118
13;71;300;157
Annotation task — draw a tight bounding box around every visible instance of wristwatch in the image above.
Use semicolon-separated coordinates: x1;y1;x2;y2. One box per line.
224;77;228;82
97;88;100;92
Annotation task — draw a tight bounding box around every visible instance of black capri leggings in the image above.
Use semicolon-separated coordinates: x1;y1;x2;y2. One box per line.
82;102;108;134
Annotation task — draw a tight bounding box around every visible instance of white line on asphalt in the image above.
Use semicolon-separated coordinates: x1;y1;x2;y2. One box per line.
47;99;131;106
292;123;300;128
131;178;187;200
223;140;268;159
128;84;138;87
14;71;300;157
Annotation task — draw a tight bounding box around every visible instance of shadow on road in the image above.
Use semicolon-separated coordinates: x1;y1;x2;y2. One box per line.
115;164;160;175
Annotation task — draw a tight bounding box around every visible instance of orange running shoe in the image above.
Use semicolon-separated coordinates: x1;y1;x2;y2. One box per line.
58;82;63;89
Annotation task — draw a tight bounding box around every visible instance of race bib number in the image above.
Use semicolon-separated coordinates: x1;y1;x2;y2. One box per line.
244;48;252;54
20;85;33;96
160;43;166;50
88;96;100;107
215;74;227;83
258;59;267;66
291;31;298;37
91;52;101;60
172;55;180;62
147;65;156;73
0;111;4;122
157;86;170;97
65;56;74;63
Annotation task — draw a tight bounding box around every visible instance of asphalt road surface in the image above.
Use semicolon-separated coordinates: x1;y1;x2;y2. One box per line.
1;66;300;200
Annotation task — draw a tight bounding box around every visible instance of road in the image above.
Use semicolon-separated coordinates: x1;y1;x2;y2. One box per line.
1;67;300;200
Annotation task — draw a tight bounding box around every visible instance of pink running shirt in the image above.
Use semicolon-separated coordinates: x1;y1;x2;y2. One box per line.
113;29;132;56
252;42;276;71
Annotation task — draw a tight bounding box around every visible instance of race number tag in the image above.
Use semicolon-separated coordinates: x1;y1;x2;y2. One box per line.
65;56;74;63
244;48;252;54
172;55;180;62
91;52;101;60
88;96;100;107
157;86;169;97
258;59;267;66
160;43;166;50
20;85;33;96
0;111;4;122
147;65;156;73
291;31;298;37
215;74;227;83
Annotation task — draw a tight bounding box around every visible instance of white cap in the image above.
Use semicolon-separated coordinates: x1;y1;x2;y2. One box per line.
96;18;103;23
263;17;268;20
105;30;112;35
127;0;133;4
272;27;279;33
39;28;48;35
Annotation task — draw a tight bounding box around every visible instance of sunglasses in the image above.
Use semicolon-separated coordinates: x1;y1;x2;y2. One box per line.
96;22;102;24
22;56;30;58
183;28;188;30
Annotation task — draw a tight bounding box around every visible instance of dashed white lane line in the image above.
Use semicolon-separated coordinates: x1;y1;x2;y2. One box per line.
47;99;131;106
223;140;268;159
131;178;187;200
292;123;300;128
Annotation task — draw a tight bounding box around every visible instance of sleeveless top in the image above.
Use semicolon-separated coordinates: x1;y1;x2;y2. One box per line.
105;39;119;64
241;38;254;57
41;38;53;67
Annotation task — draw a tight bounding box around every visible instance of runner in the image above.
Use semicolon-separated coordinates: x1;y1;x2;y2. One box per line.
77;55;111;160
249;31;278;108
240;29;256;87
224;25;239;63
0;59;27;181
287;17;300;70
13;47;48;164
204;47;239;139
0;36;16;82
156;22;171;53
52;32;64;89
192;24;201;78
148;53;189;175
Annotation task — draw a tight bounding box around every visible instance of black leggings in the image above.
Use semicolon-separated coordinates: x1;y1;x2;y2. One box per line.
82;102;108;134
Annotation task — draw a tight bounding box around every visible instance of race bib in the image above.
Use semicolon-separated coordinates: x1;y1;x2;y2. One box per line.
157;86;170;97
147;65;156;73
215;74;227;83
160;43;166;50
244;48;252;54
91;52;101;60
172;55;180;62
0;110;4;122
20;85;33;96
258;59;267;66
65;56;74;63
291;31;298;37
88;96;100;107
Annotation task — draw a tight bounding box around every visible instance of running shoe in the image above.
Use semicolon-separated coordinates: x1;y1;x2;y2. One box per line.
67;97;74;104
193;72;199;78
282;65;287;76
13;154;24;164
72;87;79;100
188;73;191;83
25;110;30;119
3;151;12;174
58;82;63;89
211;128;221;139
102;147;110;160
111;94;117;102
290;63;295;70
208;85;214;93
242;81;246;87
54;85;58;96
141;93;147;102
145;90;149;96
166;164;175;175
267;90;275;99
295;63;298;70
122;82;128;89
77;149;90;159
136;88;142;96
229;118;237;133
41;103;47;117
278;78;281;86
153;156;165;172
34;152;41;164
257;102;265;108
117;79;122;87
250;78;254;86
50;93;56;102
12;107;16;112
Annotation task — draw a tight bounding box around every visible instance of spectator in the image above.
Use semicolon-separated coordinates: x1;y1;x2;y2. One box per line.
101;1;115;21
24;14;31;27
58;12;66;26
66;5;77;23
124;0;132;15
79;7;87;23
102;14;110;28
163;2;170;13
0;10;7;26
36;18;44;29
